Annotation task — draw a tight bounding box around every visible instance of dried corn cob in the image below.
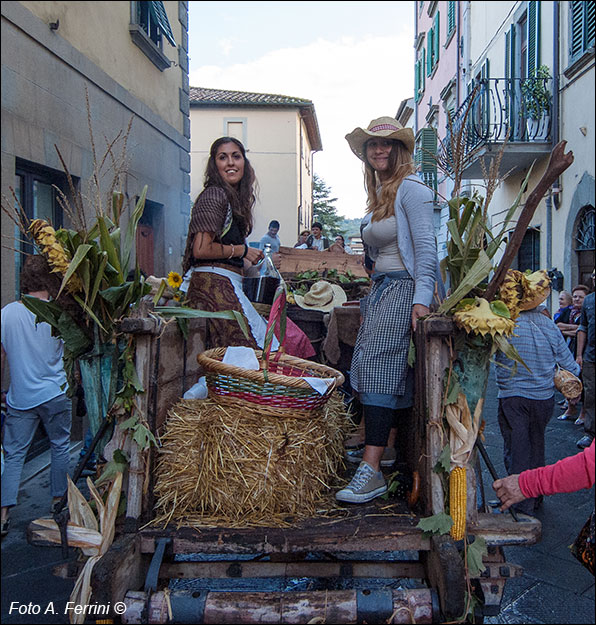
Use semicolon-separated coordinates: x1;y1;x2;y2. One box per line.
449;466;467;540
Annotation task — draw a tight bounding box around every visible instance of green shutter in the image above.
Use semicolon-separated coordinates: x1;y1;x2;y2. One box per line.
587;1;596;48
571;1;595;59
570;1;584;59
422;48;426;90
420;128;438;172
448;1;456;36
434;12;440;62
150;1;176;46
426;31;433;76
527;1;540;76
415;60;420;102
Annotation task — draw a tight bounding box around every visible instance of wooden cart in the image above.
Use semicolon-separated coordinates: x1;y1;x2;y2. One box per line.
86;314;540;624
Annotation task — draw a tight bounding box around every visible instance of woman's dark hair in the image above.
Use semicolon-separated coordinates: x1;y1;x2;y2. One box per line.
204;137;257;236
20;254;61;295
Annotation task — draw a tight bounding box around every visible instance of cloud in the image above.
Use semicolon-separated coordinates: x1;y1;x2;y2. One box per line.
189;34;414;219
217;37;235;56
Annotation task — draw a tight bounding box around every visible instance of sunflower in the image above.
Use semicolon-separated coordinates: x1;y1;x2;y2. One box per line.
167;271;183;289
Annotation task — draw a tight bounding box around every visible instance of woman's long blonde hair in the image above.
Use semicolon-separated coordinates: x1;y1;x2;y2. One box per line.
364;140;415;221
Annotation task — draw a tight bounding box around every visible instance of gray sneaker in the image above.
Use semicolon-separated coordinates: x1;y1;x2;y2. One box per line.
335;461;387;503
345;446;396;467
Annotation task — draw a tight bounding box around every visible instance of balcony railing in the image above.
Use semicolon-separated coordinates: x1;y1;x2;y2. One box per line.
439;77;553;175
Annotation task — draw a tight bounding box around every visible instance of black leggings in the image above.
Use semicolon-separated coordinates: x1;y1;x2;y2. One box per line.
364;405;408;447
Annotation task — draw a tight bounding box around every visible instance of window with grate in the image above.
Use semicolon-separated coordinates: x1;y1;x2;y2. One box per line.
517;228;540;272
13;160;70;299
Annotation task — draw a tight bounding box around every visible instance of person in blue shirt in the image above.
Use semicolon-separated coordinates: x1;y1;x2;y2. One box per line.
494;284;581;516
259;220;281;252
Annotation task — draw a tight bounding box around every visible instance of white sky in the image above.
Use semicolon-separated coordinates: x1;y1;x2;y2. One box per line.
187;1;415;219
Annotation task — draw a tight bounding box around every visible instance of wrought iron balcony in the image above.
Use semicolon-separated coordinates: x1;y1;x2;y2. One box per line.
438;77;554;179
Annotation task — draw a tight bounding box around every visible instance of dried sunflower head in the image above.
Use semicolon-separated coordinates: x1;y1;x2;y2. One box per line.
454;297;516;338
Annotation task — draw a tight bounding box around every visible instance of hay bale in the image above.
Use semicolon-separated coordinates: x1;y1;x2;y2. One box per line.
153;394;350;528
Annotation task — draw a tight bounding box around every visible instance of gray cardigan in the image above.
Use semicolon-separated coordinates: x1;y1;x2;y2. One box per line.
363;174;439;307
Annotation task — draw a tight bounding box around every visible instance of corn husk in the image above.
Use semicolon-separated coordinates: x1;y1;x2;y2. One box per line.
29;473;123;624
152;394;350;528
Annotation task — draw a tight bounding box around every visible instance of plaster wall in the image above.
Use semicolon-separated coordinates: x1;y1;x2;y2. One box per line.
19;1;185;132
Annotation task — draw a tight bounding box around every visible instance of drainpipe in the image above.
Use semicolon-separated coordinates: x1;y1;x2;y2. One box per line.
545;1;560;308
415;4;419;134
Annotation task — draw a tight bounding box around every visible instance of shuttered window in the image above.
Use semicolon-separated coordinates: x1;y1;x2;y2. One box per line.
415;128;438;194
447;1;456;38
434;11;440;63
426;12;440;75
527;1;541;77
570;1;596;61
427;25;434;76
415;48;426;102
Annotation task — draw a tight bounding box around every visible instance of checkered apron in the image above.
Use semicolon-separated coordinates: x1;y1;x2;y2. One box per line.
350;274;414;397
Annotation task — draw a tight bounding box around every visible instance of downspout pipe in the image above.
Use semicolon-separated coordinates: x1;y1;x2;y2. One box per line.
546;1;560;307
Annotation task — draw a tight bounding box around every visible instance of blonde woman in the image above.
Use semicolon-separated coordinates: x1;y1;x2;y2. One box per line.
337;117;440;503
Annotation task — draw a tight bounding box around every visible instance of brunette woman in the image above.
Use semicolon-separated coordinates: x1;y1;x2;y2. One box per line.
181;137;314;358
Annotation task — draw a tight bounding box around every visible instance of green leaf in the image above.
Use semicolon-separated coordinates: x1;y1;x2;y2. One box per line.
434;444;452;475
56;311;92;357
118;416;139;430
132;423;157;449
97;215;123;281
89;251;108;309
438;250;493;314
21;295;61;331
95;452;129;486
152;279;168;306
176;317;189;340
122;186;147;275
444;372;461;405
493;334;532;372
407;337;416;368
416;512;454;537
454;298;475;311
466;535;488;577
56;243;93;298
490;300;511;318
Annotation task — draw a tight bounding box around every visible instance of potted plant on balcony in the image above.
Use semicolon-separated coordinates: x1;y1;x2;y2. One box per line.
521;64;552;141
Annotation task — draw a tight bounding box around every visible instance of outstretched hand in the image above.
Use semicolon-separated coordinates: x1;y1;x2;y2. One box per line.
492;474;526;511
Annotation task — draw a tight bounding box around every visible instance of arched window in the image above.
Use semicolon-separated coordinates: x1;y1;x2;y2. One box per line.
574;205;595;286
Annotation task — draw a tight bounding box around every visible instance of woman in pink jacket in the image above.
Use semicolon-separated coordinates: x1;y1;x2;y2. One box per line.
493;439;594;510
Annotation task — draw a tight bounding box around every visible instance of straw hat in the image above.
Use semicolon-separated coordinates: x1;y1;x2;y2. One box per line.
345;116;415;161
294;281;347;313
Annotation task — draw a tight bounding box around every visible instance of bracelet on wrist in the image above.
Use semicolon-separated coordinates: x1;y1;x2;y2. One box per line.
227;244;235;259
241;244;248;259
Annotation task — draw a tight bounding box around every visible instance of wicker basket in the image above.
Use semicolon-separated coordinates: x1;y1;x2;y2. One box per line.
554;367;582;399
197;347;344;417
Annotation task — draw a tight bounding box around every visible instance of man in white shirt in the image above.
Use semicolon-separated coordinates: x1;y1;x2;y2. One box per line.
1;255;71;537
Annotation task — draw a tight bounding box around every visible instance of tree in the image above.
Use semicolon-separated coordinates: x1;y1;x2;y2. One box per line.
312;174;344;236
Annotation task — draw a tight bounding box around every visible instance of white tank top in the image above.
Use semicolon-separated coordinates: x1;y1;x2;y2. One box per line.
362;215;406;273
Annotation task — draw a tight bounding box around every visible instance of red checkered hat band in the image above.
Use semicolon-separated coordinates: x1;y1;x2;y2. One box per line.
369;124;399;132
